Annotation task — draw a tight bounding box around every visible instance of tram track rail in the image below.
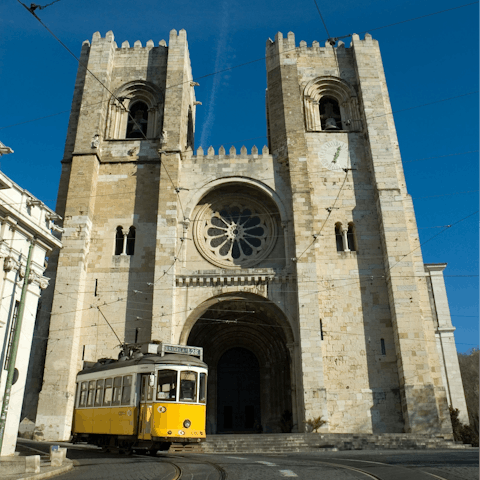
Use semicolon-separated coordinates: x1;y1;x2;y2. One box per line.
143;454;227;480
314;460;383;479
279;456;454;480
158;453;455;480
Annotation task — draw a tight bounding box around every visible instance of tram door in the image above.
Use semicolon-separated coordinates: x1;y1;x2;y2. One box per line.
138;374;154;440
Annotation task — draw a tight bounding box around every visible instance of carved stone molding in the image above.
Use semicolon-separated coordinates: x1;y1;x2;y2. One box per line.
3;257;49;288
0;241;10;258
175;274;294;288
29;271;50;289
3;256;19;272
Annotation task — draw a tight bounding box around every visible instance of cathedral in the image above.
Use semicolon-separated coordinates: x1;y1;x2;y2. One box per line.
23;28;467;440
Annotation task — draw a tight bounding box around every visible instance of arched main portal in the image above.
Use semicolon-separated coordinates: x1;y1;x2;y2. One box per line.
183;293;295;434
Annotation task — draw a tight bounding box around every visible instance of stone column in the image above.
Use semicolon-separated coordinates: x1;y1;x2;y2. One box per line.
425;263;469;424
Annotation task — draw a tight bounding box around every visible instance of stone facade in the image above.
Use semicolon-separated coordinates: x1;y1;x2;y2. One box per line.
24;29;467;440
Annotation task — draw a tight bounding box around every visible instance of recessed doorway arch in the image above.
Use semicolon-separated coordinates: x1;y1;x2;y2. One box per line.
182;292;296;434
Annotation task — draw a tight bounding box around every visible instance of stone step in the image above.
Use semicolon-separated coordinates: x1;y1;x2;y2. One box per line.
202;433;468;453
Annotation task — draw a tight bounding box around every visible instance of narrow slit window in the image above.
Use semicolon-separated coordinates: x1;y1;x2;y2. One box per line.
126;101;149;139
335;224;344;252
381;339;386;356
347;223;356;251
121;375;132;405
103;378;113;406
112;376;122;406
94;379;104;407
320;96;342;130
87;380;95;407
199;373;207;404
126;226;136;256
115;226;124;255
79;382;88;407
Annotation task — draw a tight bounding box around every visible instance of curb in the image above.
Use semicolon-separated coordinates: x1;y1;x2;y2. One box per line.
16;461;73;480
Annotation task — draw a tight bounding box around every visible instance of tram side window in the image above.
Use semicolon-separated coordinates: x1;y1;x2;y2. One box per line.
112;377;123;406
122;375;132;405
95;379;104;407
199;373;207;404
157;370;177;401
103;378;113;406
79;382;88;407
180;371;197;403
87;381;95;407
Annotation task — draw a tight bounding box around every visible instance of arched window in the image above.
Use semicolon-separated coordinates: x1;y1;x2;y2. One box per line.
115;226;124;255
320;96;342;130
105;81;164;140
335;223;344;252
303;76;361;132
126;102;149;139
347;223;356;252
114;226;135;255
126;227;136;256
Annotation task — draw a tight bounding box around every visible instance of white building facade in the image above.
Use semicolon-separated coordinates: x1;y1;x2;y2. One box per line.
0;152;62;455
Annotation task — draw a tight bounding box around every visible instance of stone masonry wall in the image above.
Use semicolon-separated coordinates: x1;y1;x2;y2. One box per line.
28;28;465;440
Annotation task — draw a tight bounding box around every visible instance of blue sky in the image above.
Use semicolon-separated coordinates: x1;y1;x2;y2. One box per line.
0;0;478;352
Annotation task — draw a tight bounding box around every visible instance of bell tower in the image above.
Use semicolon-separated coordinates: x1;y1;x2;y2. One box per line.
31;29;197;441
265;32;452;434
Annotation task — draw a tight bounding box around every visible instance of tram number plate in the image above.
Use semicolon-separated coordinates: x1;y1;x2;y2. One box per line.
161;344;202;358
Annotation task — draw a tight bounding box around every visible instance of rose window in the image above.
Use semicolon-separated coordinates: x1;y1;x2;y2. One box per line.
194;195;277;268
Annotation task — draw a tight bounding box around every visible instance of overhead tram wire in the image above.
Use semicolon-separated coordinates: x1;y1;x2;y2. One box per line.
312;0;335;45
97;305;123;346
1;88;476;171
46;208;480;326
0;144;475;210
145;1;480;89
16;0;186;222
17;4;478;328
295;170;349;262
15;2;188;340
48;206;480;315
6;2;478;133
384;210;479;277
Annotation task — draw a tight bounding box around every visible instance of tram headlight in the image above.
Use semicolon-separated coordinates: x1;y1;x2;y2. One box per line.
183;419;191;428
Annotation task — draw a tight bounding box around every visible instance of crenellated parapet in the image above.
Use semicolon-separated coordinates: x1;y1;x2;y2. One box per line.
190;145;271;162
266;31;375;54
265;31;376;71
80;28;189;51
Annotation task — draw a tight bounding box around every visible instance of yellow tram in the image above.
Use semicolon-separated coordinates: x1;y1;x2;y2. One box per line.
72;343;207;452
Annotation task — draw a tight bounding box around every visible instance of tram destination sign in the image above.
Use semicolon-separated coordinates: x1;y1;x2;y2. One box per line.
159;343;203;360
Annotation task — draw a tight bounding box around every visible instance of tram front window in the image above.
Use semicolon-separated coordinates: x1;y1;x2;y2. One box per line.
180;371;197;403
157;369;178;401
